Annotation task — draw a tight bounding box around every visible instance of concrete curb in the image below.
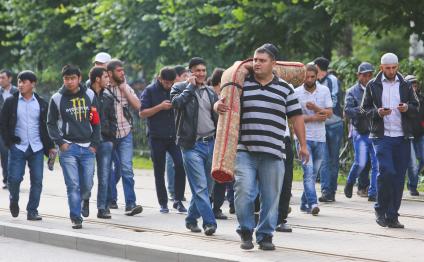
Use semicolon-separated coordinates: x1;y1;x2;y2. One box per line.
0;222;240;262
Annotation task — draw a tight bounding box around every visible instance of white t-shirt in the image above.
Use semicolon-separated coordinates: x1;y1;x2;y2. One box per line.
295;82;333;142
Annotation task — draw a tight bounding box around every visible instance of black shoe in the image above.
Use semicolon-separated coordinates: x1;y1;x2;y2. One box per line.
214;210;228;220
160;205;169;214
109;201;118;209
409;189;420;196
344;183;354;198
97;209;112;219
368;195;376;202
27;213;42;221
173;201;187;213
357;188;368;198
258;235;275;251
71;218;83;229
229;204;235;214
311;206;320;216
81;200;89;217
276;222;292;232
2;184;7;189
105;207;111;215
237;229;254;250
125;205;143;216
203;224;217;236
318;194;333;202
375;211;387;227
9;201;19;218
387;219;405;228
186;223;201;233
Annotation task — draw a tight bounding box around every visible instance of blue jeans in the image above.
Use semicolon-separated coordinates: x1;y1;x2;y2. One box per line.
234;151;284;243
347;131;378;197
114;132;137;208
372;136;410;221
8;146;44;215
96;141;113;210
166;153;175;197
181;139;216;228
108;149;121;203
298;141;325;209
407;136;424;190
59;144;95;221
320;121;344;196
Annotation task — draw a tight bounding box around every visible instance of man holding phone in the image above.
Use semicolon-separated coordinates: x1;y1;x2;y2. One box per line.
361;53;419;228
295;64;333;217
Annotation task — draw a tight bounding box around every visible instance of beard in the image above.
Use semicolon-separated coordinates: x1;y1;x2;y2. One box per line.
304;81;315;89
112;74;124;85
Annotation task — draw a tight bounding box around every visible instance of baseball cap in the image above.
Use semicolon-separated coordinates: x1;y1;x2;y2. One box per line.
94;52;112;64
357;62;374;74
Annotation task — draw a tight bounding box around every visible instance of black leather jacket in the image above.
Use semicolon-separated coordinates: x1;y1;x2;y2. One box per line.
170;81;219;149
360;72;419;139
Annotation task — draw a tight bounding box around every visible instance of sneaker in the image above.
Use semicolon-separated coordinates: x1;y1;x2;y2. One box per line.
203;224;216;236
168;193;175;201
344;183;354;198
186;223;201;233
318;194;333;203
109;201;118;209
311;205;320;216
387;219;405;228
173;201;187;213
237;229;254;250
276;222;292;232
2;183;7;189
71;218;83;229
214;210;228;220
97;209;112;219
27;212;42;221
81;200;89;217
409;189;420;196
258;235;275;251
9;201;19;218
125;205;143;216
160;205;169;214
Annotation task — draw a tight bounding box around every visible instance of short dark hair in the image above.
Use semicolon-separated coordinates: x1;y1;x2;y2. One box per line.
306;64;318;75
17;70;37;83
107;59;124;72
159;67;177;81
174;65;188;76
89;67;107;84
255;43;279;61
188;57;206;69
0;69;13;78
313;57;330;71
62;64;81;77
211;68;224;87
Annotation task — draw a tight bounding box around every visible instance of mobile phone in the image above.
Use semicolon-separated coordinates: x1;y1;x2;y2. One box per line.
398;103;404;106
383;108;390;110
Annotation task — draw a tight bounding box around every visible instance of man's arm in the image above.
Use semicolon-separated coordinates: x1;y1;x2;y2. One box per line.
47;97;66;147
405;85;419;117
139;88;172;118
360;83;381;120
170;82;196;109
344;88;360;119
89;95;101;150
289;114;309;164
0;99;12;146
122;84;141;110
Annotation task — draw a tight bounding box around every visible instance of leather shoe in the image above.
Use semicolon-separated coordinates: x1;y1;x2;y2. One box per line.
81;200;89;217
71;218;83;229
237;229;254;250
186;223;201;233
409;189;419;196
318;194;333;202
109;201;118;209
276;223;292;232
214;210;228;220
375;211;387;227
203;224;216;236
258;235;275;251
387;219;404;228
125;205;143;216
27;213;42;221
344;183;354;198
160;205;169;214
97;209;112;219
10;201;19;218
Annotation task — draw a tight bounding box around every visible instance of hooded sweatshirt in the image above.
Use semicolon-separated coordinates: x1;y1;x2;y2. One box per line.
47;84;101;147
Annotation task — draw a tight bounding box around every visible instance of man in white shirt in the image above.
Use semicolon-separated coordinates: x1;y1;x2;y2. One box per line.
295;64;333;216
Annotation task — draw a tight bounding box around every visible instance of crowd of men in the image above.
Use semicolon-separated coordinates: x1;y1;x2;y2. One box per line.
0;43;422;251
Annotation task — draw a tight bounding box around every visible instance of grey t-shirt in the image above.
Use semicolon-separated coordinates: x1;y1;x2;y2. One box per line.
195;86;215;138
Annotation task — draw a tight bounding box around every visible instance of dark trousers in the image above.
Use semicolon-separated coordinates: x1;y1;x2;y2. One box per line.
277;137;294;224
212;182;227;213
0;136;9;184
149;137;186;205
372;136;410;221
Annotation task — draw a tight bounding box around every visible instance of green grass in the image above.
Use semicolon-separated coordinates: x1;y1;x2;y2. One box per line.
133;156;153;169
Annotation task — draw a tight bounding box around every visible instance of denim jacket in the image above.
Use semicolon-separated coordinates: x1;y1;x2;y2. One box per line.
344;82;370;134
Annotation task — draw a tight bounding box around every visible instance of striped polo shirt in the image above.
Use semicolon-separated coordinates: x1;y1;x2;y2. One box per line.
237;74;302;159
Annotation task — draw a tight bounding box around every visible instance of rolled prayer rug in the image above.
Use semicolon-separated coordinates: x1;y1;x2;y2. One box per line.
211;59;305;183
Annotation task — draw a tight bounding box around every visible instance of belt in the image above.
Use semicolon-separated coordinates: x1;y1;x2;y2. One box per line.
197;135;215;143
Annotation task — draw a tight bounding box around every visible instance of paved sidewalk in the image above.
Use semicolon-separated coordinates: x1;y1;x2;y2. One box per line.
0;165;423;262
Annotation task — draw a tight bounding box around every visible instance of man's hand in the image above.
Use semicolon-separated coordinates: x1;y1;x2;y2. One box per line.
378;108;392;117
298;145;310;165
48;148;57;156
214;97;229;114
315;111;327;122
59;143;70;152
187;75;197;86
397;103;408;113
89;147;96;154
306;102;320;112
160;100;172;110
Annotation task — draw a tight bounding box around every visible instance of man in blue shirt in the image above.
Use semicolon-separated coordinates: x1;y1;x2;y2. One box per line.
140;67;187;214
0;71;55;220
